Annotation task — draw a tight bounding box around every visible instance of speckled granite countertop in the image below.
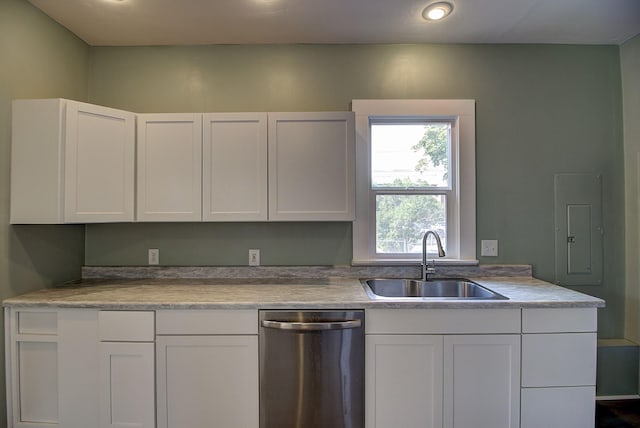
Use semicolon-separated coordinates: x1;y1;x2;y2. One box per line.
2;272;605;310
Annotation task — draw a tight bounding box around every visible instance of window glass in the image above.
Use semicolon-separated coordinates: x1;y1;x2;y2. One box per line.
375;194;447;254
371;122;450;189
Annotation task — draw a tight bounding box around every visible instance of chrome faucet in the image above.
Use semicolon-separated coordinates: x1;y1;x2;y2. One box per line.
422;230;446;281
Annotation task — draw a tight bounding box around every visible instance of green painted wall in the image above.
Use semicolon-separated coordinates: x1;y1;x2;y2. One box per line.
0;0;89;424
622;34;640;342
86;44;625;338
621;34;640;394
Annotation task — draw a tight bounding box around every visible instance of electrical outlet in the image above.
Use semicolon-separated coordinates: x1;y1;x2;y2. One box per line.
148;248;159;265
481;240;498;257
249;249;260;266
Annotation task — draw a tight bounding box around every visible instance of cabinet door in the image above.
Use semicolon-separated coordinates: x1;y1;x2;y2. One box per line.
156;335;259;428
137;114;203;221
6;308;102;428
366;335;443;428
99;342;155;428
202;113;268;221
268;112;355;221
443;335;520;428
522;333;596;387
64;101;135;222
6;309;60;427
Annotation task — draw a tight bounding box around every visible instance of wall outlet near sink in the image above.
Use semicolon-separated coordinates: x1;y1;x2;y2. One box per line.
481;240;498;257
148;248;160;265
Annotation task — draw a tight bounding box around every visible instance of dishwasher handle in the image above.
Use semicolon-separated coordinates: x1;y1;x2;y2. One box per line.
261;319;362;331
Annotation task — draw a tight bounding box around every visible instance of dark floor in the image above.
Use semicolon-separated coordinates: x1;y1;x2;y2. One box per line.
596;400;640;427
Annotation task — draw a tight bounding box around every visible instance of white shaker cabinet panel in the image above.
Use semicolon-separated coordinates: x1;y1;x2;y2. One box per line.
99;342;155;428
522;332;597;387
366;335;443;428
64;101;135;222
15;341;59;425
156;335;259;428
522;307;597;333
11;99;66;224
11;99;135;223
5;308;103;428
202;113;268;221
5;308;60;427
443;335;520;428
58;309;101;428
521;386;595;428
268;112;355;221
137;114;203;221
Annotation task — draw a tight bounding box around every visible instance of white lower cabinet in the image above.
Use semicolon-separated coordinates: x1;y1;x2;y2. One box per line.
366;335;443;428
156;336;259;428
521;386;595;428
99;342;155;428
520;308;598;428
366;334;520;428
155;309;259;428
443;335;520;428
5;308;102;428
4;306;600;428
365;309;522;428
98;311;156;428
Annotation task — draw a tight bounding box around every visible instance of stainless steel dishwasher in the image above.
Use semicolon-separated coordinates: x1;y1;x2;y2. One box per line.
259;310;364;428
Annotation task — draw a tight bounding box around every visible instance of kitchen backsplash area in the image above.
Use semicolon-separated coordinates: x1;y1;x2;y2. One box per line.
81;264;533;280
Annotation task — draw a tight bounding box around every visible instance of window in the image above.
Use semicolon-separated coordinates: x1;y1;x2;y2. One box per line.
352;100;476;263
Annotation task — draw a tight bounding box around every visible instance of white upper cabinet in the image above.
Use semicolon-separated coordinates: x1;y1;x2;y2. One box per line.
11;99;135;223
11;101;356;224
268;112;355;221
202;113;268;221
137;114;203;221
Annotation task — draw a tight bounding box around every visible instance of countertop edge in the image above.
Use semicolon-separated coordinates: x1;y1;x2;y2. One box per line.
2;273;606;310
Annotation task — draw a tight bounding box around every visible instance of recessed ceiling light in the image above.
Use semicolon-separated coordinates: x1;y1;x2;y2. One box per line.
422;1;454;21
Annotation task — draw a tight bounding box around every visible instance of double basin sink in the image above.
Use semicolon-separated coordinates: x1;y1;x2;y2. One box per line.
362;278;507;300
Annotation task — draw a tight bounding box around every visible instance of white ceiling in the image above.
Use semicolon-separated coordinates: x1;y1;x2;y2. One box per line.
28;0;640;46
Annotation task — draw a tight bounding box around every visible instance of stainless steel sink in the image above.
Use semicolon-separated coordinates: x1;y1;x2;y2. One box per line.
361;278;508;300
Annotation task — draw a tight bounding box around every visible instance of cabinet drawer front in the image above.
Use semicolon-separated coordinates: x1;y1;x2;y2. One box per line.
521;387;595;428
522;333;597;387
522;308;597;333
156;309;258;335
366;309;521;334
99;311;155;342
17;310;58;336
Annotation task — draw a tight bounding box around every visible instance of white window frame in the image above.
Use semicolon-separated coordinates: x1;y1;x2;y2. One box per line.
352;99;476;264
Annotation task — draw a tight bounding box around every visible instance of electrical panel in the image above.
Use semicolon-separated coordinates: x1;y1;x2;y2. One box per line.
554;173;603;286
